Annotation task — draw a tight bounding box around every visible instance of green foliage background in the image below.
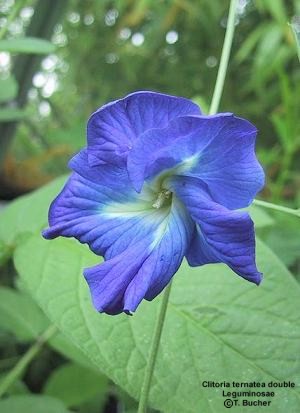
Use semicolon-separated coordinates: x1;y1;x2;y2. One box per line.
0;1;299;412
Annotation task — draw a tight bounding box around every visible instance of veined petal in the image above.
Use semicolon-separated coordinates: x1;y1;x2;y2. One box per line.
43;159;194;314
42;170;159;257
127;113;264;209
84;197;194;314
87;91;201;166
170;176;262;285
127;113;233;192
69;149;129;190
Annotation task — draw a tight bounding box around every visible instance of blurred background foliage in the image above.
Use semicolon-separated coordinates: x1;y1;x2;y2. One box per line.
0;0;299;202
0;0;299;412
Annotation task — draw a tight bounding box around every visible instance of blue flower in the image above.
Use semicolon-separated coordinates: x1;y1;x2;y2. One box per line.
43;91;265;315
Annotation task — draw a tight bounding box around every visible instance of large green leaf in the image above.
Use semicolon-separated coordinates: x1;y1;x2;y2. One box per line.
0;37;55;55
14;235;300;413
0;395;70;413
44;362;108;408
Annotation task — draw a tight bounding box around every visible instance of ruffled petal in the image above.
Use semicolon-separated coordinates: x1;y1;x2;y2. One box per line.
170;176;262;285
84;197;194;314
43;152;194;314
68;149;129;190
87;91;201;166
127;113;232;191
127;113;264;209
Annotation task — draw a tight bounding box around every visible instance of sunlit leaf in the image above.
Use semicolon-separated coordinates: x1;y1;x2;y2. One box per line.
14;234;300;412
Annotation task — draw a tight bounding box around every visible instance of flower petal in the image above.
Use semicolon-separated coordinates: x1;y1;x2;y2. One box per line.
84;197;194;314
42;169;159;257
127;113;264;209
127;113;233;192
170;176;262;285
87;91;201;166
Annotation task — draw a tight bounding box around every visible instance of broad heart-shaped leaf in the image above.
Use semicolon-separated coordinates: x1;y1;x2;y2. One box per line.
0;395;70;413
14;235;300;413
0;37;55;54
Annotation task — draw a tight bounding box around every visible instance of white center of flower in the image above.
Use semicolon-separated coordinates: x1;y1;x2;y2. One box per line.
152;189;172;209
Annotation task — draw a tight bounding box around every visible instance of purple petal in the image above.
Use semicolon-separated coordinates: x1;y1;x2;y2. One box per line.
42;170;159;257
170;176;262;285
127;113;264;209
84;198;194;315
87;91;201;167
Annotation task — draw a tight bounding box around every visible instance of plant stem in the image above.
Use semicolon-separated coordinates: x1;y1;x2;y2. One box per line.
0;0;26;41
209;0;238;115
253;199;300;217
0;325;57;398
137;283;172;413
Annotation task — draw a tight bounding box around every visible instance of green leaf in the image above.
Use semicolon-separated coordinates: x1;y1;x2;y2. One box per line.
263;213;300;267
0;108;26;122
43;363;109;408
14;235;300;413
50;333;97;372
0;175;67;248
7;290;97;368
0;37;55;55
247;204;274;228
0;285;96;369
0;395;70;413
0;76;18;103
0;287;48;341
